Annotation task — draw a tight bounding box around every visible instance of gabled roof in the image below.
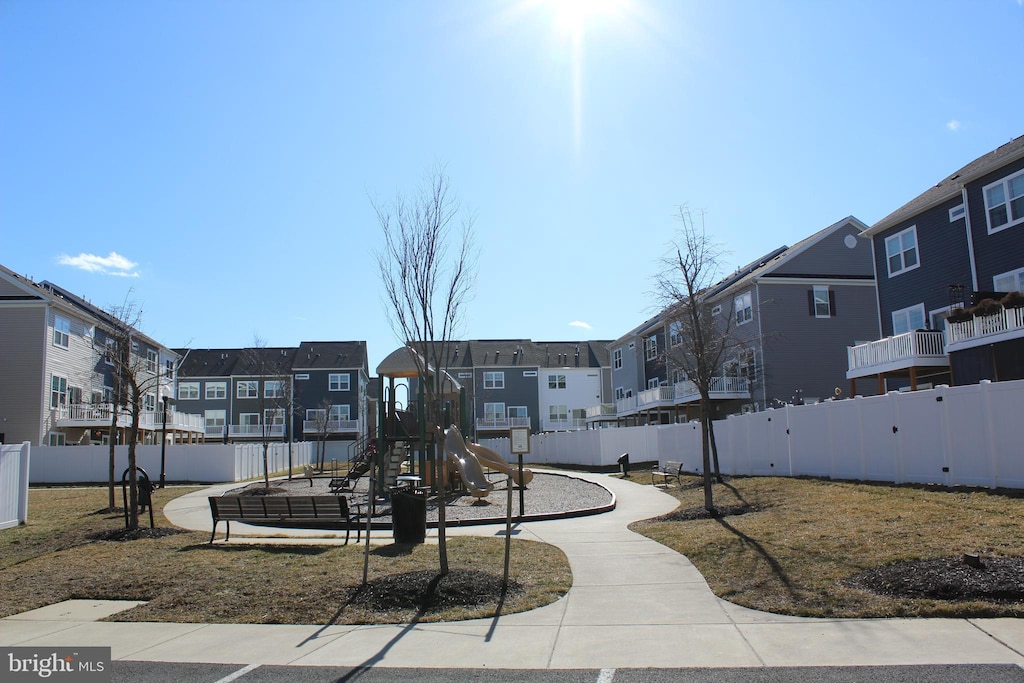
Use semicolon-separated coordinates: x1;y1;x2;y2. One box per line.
377;339;612;376
176;348;248;378
864;134;1024;237
293;341;367;371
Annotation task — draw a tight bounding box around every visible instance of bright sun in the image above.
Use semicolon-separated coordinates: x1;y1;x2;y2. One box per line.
550;0;624;35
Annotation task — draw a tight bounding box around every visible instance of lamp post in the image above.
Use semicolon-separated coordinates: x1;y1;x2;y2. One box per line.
159;395;173;488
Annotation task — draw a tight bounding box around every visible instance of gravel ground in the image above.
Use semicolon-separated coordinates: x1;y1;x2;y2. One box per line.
233;470;614;524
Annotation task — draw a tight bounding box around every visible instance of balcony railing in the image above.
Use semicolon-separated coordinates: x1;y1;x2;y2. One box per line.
229;424;286;438
542;418;587;431
945;307;1024;351
847;330;947;378
673;376;749;403
55;404;205;432
475;417;531;431
302;419;359;434
585;403;616;420
637;385;675;409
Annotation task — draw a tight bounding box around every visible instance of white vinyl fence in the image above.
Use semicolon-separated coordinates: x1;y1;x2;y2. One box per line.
27;441;314;484
480;379;1024;490
1;442;31;529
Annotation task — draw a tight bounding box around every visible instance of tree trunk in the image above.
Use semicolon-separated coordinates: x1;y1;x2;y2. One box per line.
107;404;117;511
700;396;714;512
262;443;270;488
435;434;449;576
708;418;723;484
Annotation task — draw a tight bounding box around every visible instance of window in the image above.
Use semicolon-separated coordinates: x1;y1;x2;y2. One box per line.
508;406;528;420
949;204;966;222
522;370;537;377
984;169;1024;233
614;387;625;401
329;373;350;391
104;337;116;365
711;305;722;316
53;315;70;348
885;226;919;276
265;408;285;426
204;409;226;429
484;402;505;421
644;335;658;361
48;432;66;446
240;413;260;427
294;373;309;380
735;291;753;325
146;349;158;373
50;375;68;409
330;404;350;421
264;380;283;398
165;359;175;378
548;374;566;389
549;404;568;422
613;349;622;370
178;382;200;400
647;378;660;389
237;381;259;399
206;381;227;400
739;349;757;381
144;394;156;412
483;371;504;389
811;286;832;318
672;369;688;384
306;408;326;422
669;321;683;346
994;267;1024;293
892;303;926;336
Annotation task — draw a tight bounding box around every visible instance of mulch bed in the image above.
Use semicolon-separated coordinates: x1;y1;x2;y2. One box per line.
347;569;523;613
846;556;1024;603
658;503;764;522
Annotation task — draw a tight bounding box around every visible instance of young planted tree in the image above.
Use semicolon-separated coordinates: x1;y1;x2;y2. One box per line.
310;397;335;472
242;337;293;488
100;300;163;529
654;207;738;512
374;167;477;575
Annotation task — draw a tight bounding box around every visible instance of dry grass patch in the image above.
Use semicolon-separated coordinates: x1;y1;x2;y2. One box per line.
629;475;1024;618
0;487;571;625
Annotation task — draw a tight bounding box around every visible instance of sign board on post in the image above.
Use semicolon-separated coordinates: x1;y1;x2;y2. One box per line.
509;426;530;519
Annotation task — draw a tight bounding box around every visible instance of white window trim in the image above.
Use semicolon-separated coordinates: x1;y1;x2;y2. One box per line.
240;412;260;426
53;315;71;348
483;402;505;420
948;204;966;222
237;381;259;399
178;382;200;400
644;336;658;361
507;406;528;419
330;404;350;421
146;349;158;373
206;382;227;400
329;373;350;392
983;168;1024;234
813;285;831;318
892;303;926;336
735;292;753;325
264;380;283;398
613;349;622;370
885;226;920;277
549;404;568;421
548;374;566;389
993;267;1024;293
483;371;505;389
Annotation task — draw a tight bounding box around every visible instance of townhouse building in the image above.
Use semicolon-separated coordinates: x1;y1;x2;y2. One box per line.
592;216;879;426
848;134;1024;391
376;339;612;438
0;265;203;447
175;341;370;450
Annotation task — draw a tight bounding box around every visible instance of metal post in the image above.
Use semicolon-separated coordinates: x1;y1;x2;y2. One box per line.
159;396;169;488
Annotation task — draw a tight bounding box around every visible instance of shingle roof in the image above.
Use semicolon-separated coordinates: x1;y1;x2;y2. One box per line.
377;339;612;376
865;134;1024;236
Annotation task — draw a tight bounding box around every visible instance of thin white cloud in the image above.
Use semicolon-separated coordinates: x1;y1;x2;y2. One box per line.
569;320;592;329
946;119;961;132
57;251;140;277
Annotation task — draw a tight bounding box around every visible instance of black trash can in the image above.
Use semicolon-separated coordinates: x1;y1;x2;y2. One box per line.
391;489;427;544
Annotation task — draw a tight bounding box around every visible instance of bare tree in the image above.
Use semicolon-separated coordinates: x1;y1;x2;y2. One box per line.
242;336;292;488
100;299;162;528
654;207;739;512
374;167;477;575
309;397;334;472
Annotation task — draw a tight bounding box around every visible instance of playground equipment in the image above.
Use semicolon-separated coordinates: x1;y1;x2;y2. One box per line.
465;439;534;488
443;424;494;498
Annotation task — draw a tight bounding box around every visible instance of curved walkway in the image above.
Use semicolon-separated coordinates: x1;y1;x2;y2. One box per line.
3;472;1024;670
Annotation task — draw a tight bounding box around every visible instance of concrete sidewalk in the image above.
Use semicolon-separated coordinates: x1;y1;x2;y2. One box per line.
2;472;1024;670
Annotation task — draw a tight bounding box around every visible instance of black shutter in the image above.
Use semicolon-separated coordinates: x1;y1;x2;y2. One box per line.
807;290;815;316
829;290;837;317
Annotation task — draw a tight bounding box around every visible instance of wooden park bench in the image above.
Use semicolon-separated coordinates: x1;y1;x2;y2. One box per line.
652;460;684;488
208;495;362;544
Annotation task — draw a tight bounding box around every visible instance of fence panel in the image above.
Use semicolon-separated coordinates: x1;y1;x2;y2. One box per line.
893;387;951;486
1;443;31;529
983;381;1024;489
825;398;866;482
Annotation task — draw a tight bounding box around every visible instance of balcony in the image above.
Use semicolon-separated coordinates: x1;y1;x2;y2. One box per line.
585;403;616;421
302;419;359;434
55;404;205;433
542;417;587;432
846;330;948;379
229;424;286;438
637;385;675;409
672;376;749;404
475;416;531;432
945;306;1024;353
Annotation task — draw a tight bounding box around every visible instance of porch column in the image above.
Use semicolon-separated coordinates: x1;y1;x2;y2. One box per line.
849;377;857;397
877;373;885;395
909;366;918;391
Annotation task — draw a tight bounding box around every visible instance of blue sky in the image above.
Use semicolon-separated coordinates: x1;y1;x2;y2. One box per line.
3;0;1023;372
